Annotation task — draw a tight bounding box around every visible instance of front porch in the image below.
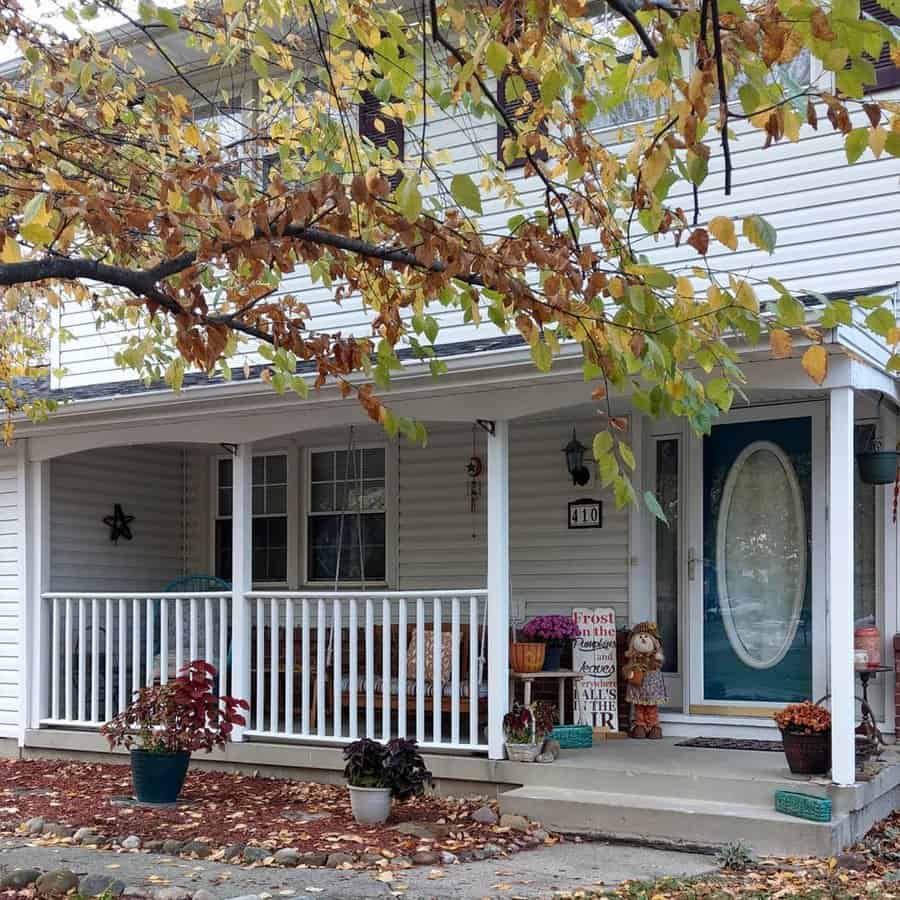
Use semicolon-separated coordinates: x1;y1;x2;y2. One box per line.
11;355;900;855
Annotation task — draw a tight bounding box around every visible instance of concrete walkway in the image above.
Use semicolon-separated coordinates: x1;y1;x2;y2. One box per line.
0;837;714;899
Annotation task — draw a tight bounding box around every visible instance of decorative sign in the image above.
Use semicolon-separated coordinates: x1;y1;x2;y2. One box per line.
568;498;602;529
572;607;619;731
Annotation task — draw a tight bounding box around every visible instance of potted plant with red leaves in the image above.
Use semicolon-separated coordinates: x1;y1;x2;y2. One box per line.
342;737;431;824
520;615;580;671
101;660;249;803
774;701;831;775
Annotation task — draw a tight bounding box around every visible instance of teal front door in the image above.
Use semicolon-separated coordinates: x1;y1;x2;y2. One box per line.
702;417;813;703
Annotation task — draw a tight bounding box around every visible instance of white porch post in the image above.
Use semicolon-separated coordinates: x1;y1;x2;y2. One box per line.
829;387;855;786
231;443;253;739
24;454;50;735
487;420;510;759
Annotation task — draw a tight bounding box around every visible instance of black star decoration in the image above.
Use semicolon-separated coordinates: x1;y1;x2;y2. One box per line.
103;503;135;544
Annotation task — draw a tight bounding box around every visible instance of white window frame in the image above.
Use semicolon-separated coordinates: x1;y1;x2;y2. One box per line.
210;448;299;589
300;441;398;588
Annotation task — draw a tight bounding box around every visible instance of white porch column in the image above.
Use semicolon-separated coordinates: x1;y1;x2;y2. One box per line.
829;387;855;786
23;452;50;737
487;420;510;760
231;443;253;739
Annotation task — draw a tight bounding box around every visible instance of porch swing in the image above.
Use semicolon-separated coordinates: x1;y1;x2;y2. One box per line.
324;426;489;739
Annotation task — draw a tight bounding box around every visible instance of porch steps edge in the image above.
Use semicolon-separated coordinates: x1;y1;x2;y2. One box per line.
499;785;847;858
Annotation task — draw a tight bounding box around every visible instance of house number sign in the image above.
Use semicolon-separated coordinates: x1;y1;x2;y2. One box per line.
568;498;602;529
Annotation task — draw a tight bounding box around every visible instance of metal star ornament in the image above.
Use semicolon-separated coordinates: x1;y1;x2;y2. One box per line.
103;503;135;543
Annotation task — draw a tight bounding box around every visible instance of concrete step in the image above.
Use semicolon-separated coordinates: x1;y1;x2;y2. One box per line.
500;785;846;858
497;757;833;809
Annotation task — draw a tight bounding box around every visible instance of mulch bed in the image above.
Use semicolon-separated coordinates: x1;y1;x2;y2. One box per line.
0;759;550;867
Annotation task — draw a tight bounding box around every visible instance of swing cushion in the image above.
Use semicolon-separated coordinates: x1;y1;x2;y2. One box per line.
339;675;488;698
405;631;454;685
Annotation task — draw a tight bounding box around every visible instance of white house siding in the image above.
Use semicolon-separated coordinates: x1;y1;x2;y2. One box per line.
398;416;630;628
53;86;900;389
0;448;22;738
49;446;203;593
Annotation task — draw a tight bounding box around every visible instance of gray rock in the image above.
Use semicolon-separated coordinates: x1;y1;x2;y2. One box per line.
225;895;261;900
482;842;503;858
152;888;192;900
281;810;328;823
389;857;412;869
273;848;300;866
181;840;212;858
326;852;356;868
222;843;245;861
471;805;498;825
884;870;900;883
242;846;269;863
162;839;185;855
0;868;43;888
121;834;142;850
36;869;79;896
360;853;385;865
42;822;75;838
440;851;458;865
533;828;550;842
79;873;126;897
192;891;216;900
122;886;151;898
542;739;561;759
499;813;529;832
392;821;451;839
24;816;44;835
297;852;329;867
836;852;870;871
411;850;440;865
74;827;103;845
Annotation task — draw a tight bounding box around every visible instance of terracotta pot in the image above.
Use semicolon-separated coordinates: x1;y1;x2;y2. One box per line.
781;730;831;776
510;642;545;673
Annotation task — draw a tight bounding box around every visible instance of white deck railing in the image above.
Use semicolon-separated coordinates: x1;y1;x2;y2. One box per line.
38;589;491;752
40;592;232;728
244;590;489;751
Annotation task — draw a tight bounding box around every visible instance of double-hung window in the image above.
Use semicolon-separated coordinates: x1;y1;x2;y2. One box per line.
215;453;289;584
307;447;387;582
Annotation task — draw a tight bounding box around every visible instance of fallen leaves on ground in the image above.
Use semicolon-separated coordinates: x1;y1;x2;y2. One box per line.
0;758;542;867
558;812;900;899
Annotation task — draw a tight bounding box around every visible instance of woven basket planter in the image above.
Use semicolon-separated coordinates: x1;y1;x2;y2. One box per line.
505;742;542;762
781;730;831;775
510;642;545;673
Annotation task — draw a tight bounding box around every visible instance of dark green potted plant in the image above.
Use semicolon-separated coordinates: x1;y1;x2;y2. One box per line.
101;660;248;803
343;737;431;824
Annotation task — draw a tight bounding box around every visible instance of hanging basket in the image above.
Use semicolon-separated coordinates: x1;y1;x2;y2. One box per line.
856;450;899;485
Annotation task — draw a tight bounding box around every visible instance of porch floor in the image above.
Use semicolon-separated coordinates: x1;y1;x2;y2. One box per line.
497;738;900;858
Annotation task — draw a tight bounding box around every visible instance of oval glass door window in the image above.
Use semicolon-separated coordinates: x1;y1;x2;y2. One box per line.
715;440;807;670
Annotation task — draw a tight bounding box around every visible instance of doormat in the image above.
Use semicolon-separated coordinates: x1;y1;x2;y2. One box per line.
675;737;784;752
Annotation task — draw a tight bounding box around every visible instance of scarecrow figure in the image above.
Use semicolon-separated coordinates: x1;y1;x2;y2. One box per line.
622;621;667;739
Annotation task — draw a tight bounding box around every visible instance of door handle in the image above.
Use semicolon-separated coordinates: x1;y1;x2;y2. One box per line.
688;547;697;582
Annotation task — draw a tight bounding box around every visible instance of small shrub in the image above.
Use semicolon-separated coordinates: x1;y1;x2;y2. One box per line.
716;841;755;871
100;660;248;753
342;737;432;799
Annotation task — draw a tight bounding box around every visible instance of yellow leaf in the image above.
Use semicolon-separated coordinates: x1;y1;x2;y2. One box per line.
802;344;828;385
676;276;694;301
45;170;68;192
641;146;670;190
233;217;255;240
770;329;793;358
870;127;887;158
608;277;625;299
184;122;202;149
709;216;737;251
1;236;22;263
732;277;758;312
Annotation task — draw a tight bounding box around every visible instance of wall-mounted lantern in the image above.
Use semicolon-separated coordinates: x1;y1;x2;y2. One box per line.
563;430;591;486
